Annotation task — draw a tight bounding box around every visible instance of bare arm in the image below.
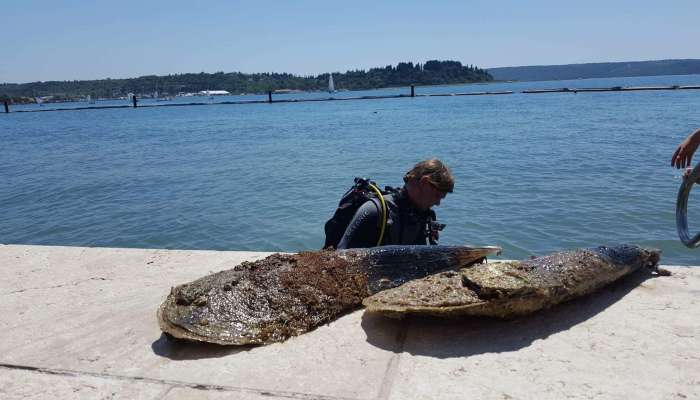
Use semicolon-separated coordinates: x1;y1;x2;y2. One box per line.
672;128;700;169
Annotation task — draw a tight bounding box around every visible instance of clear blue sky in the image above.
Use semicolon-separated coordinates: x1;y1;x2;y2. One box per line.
2;0;699;83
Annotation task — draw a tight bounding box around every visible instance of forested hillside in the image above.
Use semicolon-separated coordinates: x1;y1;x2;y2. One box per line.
1;60;491;103
487;59;700;81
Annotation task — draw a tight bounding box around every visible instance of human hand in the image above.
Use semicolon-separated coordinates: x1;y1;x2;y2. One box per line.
430;229;439;243
672;129;700;169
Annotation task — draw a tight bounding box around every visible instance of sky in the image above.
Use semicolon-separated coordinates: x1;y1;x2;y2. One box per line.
2;0;699;83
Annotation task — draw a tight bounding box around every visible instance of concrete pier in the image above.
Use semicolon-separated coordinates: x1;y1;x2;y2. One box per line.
0;244;698;399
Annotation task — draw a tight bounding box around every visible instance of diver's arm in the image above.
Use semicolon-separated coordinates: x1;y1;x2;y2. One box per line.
672;128;700;169
336;201;381;249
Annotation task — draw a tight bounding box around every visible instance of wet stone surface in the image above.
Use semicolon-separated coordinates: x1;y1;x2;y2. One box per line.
363;245;662;318
159;251;370;345
158;245;500;345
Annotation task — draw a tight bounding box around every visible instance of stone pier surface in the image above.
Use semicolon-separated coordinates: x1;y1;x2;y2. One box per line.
0;244;698;400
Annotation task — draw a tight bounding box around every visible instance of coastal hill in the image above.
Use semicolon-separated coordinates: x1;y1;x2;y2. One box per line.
487;59;700;82
0;60;491;103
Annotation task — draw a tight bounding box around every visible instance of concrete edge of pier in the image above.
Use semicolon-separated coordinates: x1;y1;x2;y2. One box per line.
0;244;698;400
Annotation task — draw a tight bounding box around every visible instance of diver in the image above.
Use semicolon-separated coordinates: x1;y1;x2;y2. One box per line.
335;159;453;249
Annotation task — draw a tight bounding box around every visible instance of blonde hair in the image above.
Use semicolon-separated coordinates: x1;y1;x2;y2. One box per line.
403;159;454;193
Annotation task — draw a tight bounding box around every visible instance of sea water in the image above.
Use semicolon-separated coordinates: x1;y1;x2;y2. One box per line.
2;75;700;265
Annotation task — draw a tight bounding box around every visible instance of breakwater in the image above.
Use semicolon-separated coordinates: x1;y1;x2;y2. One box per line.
4;84;700;114
522;85;700;94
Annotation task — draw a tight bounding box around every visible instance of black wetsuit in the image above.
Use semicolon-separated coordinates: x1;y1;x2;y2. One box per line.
336;188;431;249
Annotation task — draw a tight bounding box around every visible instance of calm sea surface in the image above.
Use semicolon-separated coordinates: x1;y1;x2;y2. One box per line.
2;75;700;265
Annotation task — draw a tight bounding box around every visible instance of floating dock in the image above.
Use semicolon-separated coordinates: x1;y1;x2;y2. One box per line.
0;244;697;399
523;85;700;94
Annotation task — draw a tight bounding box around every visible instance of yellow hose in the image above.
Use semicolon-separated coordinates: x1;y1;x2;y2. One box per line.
367;183;387;246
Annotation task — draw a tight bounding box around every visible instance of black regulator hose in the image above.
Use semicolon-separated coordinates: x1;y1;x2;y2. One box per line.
676;163;700;248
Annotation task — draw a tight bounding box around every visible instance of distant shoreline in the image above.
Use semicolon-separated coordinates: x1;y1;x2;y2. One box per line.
5;74;700;106
4;69;700;105
487;59;700;82
0;60;492;104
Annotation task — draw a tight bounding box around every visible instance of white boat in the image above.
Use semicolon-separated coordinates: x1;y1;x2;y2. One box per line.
328;74;335;93
153;82;172;101
199;90;230;96
86;95;95;104
155;92;173;102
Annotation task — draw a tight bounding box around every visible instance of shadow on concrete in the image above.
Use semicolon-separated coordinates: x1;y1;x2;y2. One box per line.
150;307;370;360
361;272;662;359
356;309;410;353
151;334;254;360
